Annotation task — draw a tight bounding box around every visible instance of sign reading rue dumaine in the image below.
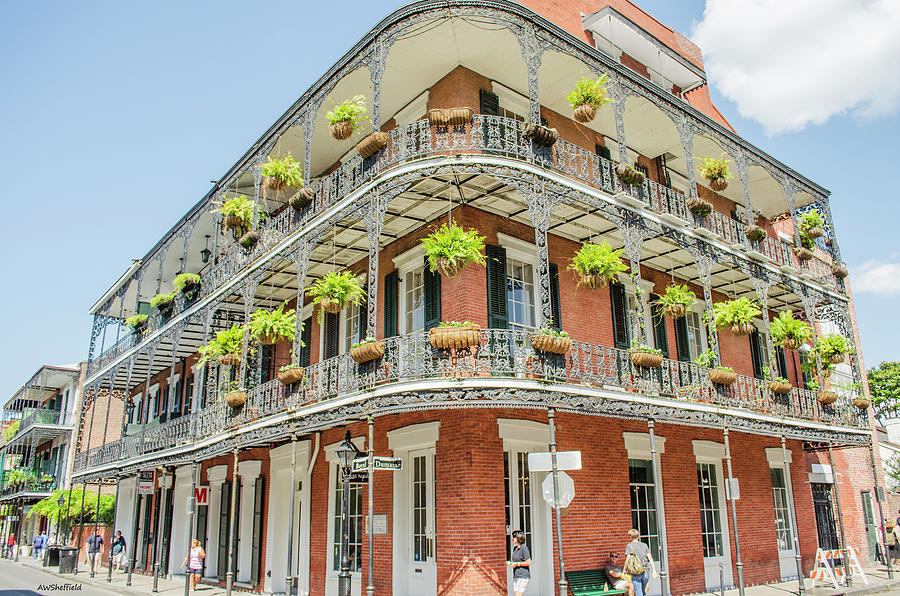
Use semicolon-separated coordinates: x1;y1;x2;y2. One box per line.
352;456;403;472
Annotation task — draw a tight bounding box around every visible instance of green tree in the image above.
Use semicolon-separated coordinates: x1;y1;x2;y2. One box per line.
885;453;900;492
28;488;115;532
869;361;900;420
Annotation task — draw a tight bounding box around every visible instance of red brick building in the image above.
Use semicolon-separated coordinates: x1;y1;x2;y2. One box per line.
72;1;878;595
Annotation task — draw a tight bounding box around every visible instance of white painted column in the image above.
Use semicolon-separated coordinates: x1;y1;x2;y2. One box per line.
623;432;668;596
169;465;193;578
265;441;311;595
206;465;228;579
236;459;262;583
115;477;138;549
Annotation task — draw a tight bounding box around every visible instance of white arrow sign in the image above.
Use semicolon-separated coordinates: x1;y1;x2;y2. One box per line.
352;456;403;472
527;451;582;472
542;471;575;508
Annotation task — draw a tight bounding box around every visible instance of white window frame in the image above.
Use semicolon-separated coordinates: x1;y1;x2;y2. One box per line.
338;273;368;354
684;302;708;360
616;273;655;349
168;374;180;415
498;234;538;331
393;245;427;336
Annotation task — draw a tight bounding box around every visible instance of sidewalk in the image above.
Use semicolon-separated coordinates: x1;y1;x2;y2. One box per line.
19;556;230;596
691;565;900;596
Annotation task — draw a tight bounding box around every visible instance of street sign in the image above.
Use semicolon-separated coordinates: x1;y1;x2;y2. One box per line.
345;470;369;484
725;478;740;501
541;471;575;508
138;470;155;495
352;456;403;472
194;486;209;506
528;451;582;472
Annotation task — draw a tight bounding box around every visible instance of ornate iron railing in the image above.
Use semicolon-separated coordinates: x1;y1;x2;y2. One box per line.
76;329;865;472
18;408;67;432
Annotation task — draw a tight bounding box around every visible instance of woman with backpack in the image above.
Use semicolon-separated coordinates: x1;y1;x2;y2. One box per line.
624;529;659;596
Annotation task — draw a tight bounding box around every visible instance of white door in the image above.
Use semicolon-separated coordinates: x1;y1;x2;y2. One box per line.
697;462;733;590
407;449;436;596
505;451;551;596
770;468;797;580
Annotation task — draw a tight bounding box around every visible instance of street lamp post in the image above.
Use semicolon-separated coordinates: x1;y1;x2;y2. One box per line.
55;494;65;548
336;432;358;596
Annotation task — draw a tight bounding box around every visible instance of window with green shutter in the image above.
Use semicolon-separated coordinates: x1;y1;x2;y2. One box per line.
610;282;629;349
650;295;669;358
383;270;398;338
424;257;441;330
674;316;691;362
486;245;508;329
549;263;561;330
324;312;339;359
749;330;764;379
299;317;312;367
250;477;265;585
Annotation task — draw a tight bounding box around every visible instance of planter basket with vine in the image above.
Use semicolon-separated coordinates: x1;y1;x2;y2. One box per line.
530;334;571;355
769;381;792;395
224;215;246;231
630;350;663;368
330;121;353;141
290;187;314;212
522;122;559;147
730;322;754;336
817;390;837;405
428;107;473;126
357;132;389;159
687;197;713;218
662;304;686;319
239;230;260;249
428;324;480;350
794;247;813;261
806;226;825;239
615;163;645;186
745;225;767;243
277;367;304;386
218;353;241;367
853;396;870;410
320;297;344;314
433;258;465;278
827;353;845;365
225;391;247;408
833;264;848;279
350;341;385;364
780;338;801;351
573;105;596;123
708;369;737;386
566;76;612;124
708;177;729;192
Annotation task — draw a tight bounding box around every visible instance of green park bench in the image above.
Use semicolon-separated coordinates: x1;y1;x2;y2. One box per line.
566;568;628;596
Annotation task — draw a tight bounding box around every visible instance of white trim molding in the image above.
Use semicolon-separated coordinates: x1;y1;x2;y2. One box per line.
497;418;549;450
388;421;440;452
623;432;667;459
693;440;725;461
765;447;792;467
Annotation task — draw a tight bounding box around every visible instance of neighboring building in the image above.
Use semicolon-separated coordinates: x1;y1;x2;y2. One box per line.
0;364;84;547
71;1;876;595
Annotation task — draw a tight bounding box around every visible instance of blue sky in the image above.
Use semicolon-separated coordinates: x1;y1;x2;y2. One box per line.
0;0;897;400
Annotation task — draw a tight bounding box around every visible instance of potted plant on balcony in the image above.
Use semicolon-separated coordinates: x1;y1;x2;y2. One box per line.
698;155;733;192
278;362;305;386
793;234;815;261
212;194;254;234
173;273;202;302
766;370;792;395
712;297;761;336
427;107;474;126
421;222;487;278
630;342;663;368
798;209;825;239
656;284;696;319
566;75;612;123
695;349;736;386
530;324;571;355
222;380;247;408
306;271;366;322
350;336;385;363
428;320;481;350
807;381;838;405
816;333;852;364
687;196;713;217
126;314;149;334
832;263;849;279
261;153;306;202
328;95;369;141
150;291;177;319
248;302;296;345
568;242;628;289
198;324;247;367
769;311;812;350
615;163;645;187
745;225;767;243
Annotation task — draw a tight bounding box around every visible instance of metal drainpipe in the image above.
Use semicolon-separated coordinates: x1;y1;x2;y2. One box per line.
547;409;568;596
827;444;851;586
367;416;375;596
868;440;892;578
723;427;744;596
151;469;166;592
780;437;805;596
648;420;669;596
286;435;297;595
226;449;239;596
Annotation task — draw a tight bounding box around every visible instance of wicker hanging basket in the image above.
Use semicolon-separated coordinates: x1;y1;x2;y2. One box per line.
224;214;246;231
357;132;388;159
428;325;480;350
708;177;729;192
320;297;344;314
522;122;559;147
447;107;473;126
730;322;755;336
708;369;737;386
630;350;663;368
780;338;801;351
853;396;871;410
239;230;260;249
218;353;241;367
256;333;289;346
817;391;838;405
807;226;825;239
434;257;464;278
530;334;572;355
615;163;645;187
225;391;247;408
579;273;612;290
428;109;449;126
573;104;596;123
350;341;385;364
769;381;792;395
330;120;353;140
662;304;686;319
745;225;767;243
832;264;849;279
277;367;305;385
794;247;814;261
289;187;314;211
828;353;845;365
687;197;713;217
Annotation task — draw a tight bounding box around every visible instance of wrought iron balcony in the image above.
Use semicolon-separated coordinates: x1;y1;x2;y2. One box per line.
19;408;68;432
0;476;57;500
75;328;865;473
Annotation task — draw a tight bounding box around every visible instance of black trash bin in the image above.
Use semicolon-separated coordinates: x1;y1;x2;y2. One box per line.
44;545;60;567
58;546;78;574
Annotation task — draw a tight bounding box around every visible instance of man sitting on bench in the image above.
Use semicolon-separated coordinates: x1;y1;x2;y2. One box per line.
605;552;634;596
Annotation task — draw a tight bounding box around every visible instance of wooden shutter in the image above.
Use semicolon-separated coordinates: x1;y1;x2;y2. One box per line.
299;317;312;367
217;481;231;580
595;144;611;161
383;270;399;338
250;476;265;585
233;480;242;576
650;296;669;358
749;330;764;379
674;317;691;362
196;504;208;554
609;282;629;349
324;312;339;359
486;245;508;329
358;293;368;341
480;89;500;115
424;257;441;331
160;487;174;573
260;345;275;384
549;263;562;330
775;346;788;380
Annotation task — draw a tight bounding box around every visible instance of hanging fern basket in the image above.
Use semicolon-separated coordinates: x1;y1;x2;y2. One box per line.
573;104;596;123
277;367;305;385
708;369;737;386
330;120;353;141
530;334;571;355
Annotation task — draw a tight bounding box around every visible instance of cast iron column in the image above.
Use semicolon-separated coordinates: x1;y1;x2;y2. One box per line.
781;437;805;595
107;477;119;582
828;444;851;585
648;420;669;596
723;427;744;596
184;463;197;596
367;416;375;596
338;460;351;596
547;409;568;596
286;435;297;595
127;476;141;586
226;450;239;596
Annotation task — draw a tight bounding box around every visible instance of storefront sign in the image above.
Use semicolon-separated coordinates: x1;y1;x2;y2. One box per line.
138;470;155;494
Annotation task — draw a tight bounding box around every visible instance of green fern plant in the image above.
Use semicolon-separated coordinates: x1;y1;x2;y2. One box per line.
698;156;733;181
656;284;696;315
421;222;486;276
327;95;370;131
769;311;812;349
568;242;628;288
126;314;149;329
198;324;246;364
566;75;613;109
173;273;201;294
248;302;297;344
712;298;761;332
261;154;304;189
306;271;366;323
150;291;176;309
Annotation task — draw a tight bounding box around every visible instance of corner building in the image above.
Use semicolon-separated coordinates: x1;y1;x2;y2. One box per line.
73;1;878;594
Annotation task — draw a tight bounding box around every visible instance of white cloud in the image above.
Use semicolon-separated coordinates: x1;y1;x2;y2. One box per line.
692;0;900;135
850;260;900;294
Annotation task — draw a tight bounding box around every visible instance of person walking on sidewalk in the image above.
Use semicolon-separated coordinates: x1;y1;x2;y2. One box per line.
6;534;15;559
624;529;659;596
507;530;532;596
182;538;206;590
85;530;103;573
111;530;127;572
32;531;46;560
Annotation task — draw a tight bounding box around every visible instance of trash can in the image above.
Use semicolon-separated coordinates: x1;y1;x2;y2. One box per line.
58;546;78;574
44;546;61;567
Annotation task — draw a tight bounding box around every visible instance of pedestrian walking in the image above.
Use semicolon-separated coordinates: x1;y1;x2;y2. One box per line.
32;531;46;560
181;538;206;590
111;530;127;572
624;529;659;596
507;530;531;596
85;530;104;573
6;534;15;559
